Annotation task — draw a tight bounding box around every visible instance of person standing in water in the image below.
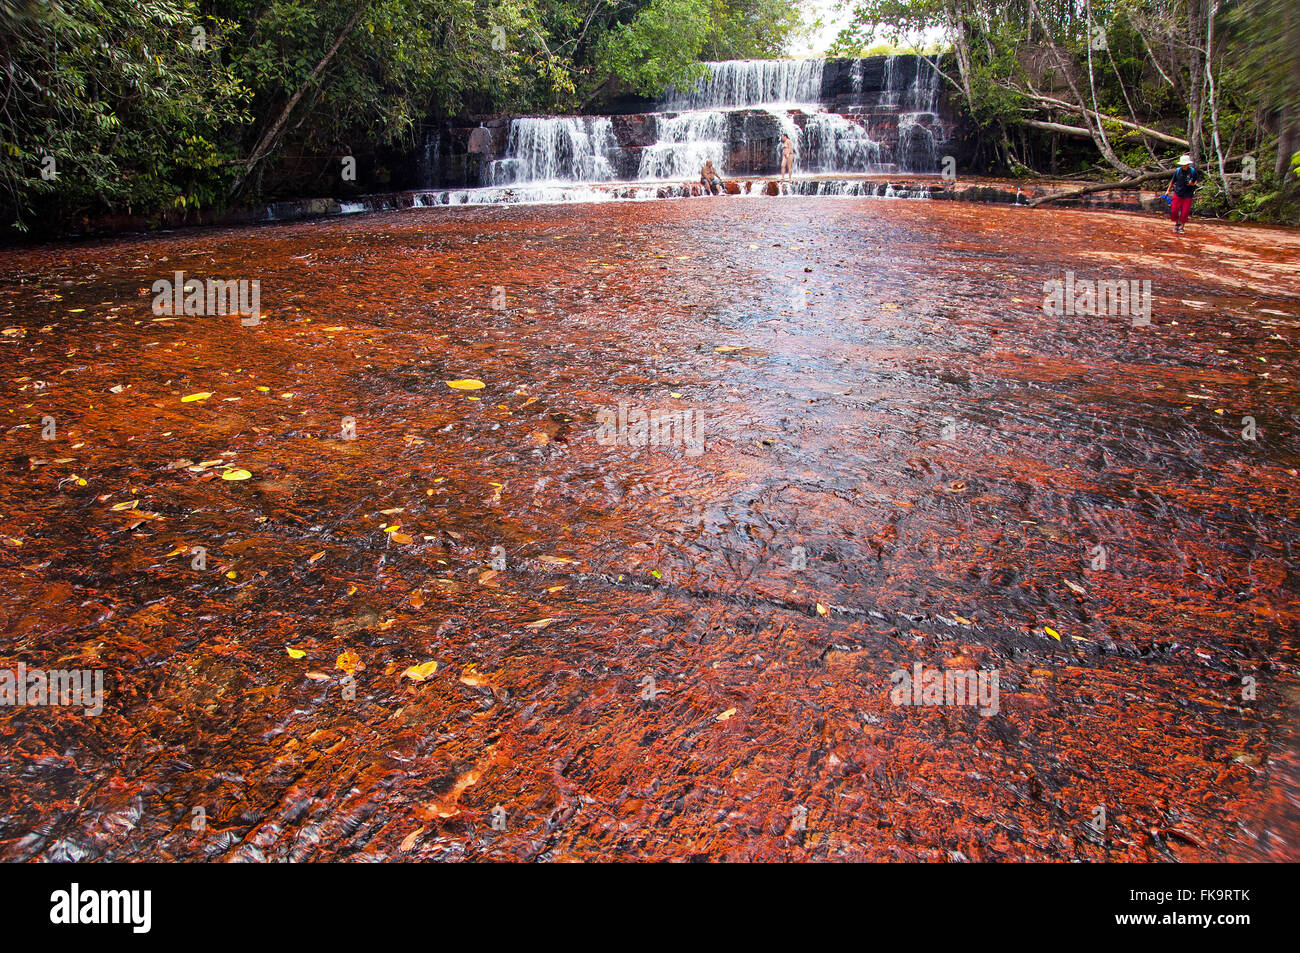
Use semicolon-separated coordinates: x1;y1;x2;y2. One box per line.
1164;154;1202;234
700;159;723;195
780;132;795;181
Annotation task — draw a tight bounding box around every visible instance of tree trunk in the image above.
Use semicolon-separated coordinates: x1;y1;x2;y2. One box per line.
233;5;368;194
1186;0;1208;162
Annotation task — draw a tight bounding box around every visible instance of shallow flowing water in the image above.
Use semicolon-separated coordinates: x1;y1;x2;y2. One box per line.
0;197;1297;861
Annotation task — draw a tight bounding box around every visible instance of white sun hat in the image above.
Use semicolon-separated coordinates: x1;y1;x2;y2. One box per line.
1178;154;1193;166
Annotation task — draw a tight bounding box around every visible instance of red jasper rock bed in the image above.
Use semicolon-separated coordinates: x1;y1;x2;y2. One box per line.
0;197;1297;861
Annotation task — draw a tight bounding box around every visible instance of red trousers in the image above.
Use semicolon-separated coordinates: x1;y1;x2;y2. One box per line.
1169;194;1193;225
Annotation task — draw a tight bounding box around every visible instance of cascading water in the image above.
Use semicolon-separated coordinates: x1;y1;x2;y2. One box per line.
488;117;619;185
906;56;941;113
432;55;952;200
802;113;883;173
638;111;728;180
896;57;944;173
879;56;900;108
664;59;825;109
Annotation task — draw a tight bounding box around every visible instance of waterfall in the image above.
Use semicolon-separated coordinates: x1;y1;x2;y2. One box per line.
435;54;952;196
802;113;884;174
897;58;944;172
488;117;619;185
638;111;728;179
665;59;825;109
879;55;900;108
906;57;941;114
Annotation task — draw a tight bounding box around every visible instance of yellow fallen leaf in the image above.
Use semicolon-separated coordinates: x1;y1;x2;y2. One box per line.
336;650;361;674
110;500;138;511
308;551;325;563
446;379;485;390
221;469;252;481
286;647;306;659
1045;626;1061;641
716;708;737;722
402;660;439;681
523;618;555;629
670;392;683;399
714;344;747;353
816;602;828;616
181;392;212;403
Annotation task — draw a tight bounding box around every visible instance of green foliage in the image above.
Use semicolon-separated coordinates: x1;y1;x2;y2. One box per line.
594;0;714;98
595;0;802;98
1;0;250;230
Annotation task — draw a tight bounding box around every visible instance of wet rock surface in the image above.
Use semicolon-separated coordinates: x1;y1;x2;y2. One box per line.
0;198;1297;861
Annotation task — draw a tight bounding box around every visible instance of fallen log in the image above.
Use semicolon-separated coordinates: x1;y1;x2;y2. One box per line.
1023;119;1097;139
1028;155;1246;207
1028;167;1177;207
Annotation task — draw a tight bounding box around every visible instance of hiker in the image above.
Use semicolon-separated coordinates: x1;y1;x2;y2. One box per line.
700;160;723;195
1164;154;1202;234
780;133;795;181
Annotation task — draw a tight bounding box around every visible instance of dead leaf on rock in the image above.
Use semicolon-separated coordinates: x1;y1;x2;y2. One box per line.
399;826;425;852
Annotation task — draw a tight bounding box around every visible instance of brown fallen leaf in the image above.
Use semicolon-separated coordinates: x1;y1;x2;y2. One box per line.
409;589;425;608
423;766;485;819
399;826;425;852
